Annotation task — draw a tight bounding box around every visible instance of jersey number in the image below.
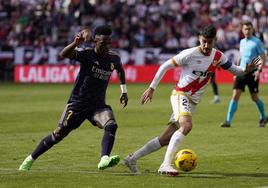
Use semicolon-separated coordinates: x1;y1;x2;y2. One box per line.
182;98;187;106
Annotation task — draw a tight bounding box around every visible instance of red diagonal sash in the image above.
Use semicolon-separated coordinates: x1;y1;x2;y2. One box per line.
175;50;222;95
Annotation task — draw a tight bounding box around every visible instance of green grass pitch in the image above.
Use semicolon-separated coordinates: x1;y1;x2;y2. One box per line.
0;83;268;188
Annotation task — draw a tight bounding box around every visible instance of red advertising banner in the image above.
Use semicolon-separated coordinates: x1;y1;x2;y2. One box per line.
14;65;268;84
14;65;79;83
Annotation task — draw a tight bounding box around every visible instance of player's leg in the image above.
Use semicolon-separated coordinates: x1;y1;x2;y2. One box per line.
248;76;268;127
19;104;85;171
124;121;178;174
226;89;241;123
123;91;180;174
91;107;120;170
210;73;220;103
158;92;195;176
251;92;268;127
221;76;244;127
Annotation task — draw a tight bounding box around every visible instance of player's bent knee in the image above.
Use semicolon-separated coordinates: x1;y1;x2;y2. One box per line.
183;125;192;135
179;120;192;135
93;109;116;129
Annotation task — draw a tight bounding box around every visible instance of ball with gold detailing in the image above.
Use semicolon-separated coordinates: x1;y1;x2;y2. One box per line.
174;149;197;172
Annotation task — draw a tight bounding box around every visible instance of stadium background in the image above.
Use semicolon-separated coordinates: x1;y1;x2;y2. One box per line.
0;0;268;83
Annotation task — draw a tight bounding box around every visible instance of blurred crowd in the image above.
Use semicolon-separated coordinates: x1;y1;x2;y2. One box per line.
0;0;268;52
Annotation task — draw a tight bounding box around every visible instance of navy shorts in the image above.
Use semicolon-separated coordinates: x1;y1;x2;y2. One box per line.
57;102;113;130
233;72;259;93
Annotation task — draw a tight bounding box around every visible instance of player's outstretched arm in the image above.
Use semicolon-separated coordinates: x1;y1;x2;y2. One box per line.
60;29;90;59
225;57;261;76
141;59;175;105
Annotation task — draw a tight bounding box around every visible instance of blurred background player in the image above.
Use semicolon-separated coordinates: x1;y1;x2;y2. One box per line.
220;21;267;128
19;25;128;171
124;25;259;176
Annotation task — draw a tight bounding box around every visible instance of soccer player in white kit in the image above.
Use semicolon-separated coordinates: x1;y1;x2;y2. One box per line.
123;25;260;176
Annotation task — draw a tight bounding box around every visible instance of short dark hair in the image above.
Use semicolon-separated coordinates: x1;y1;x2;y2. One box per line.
93;25;112;36
242;21;253;27
199;25;217;38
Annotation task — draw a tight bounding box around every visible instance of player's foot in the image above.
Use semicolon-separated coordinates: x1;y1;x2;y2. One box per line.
213;98;221;104
123;154;140;174
19;155;34;171
211;98;221;104
220;121;231;128
259;116;268;127
158;164;179;176
210;96;221;104
98;155;120;170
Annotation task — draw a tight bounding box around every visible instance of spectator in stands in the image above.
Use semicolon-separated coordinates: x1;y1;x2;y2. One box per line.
0;0;268;64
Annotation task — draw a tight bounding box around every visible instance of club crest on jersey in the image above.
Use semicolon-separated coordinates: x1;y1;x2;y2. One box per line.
93;61;99;65
110;63;114;70
212;60;221;67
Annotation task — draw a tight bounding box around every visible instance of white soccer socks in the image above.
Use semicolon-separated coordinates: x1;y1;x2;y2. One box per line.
162;131;185;166
131;137;162;161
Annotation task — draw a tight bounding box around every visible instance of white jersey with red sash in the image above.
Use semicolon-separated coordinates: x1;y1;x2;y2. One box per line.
172;47;228;104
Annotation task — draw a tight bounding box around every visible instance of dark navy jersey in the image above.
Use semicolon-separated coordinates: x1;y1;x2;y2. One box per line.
68;48;123;106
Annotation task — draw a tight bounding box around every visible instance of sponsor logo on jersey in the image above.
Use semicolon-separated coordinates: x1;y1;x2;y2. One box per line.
92;65;112;80
192;70;214;77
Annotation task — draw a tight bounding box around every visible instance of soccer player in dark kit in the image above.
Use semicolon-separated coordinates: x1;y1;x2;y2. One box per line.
19;25;128;171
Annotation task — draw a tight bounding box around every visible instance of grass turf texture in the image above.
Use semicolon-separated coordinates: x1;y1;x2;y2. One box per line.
0;83;268;188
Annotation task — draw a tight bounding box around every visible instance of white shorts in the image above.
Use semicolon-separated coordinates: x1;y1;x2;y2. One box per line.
169;90;196;123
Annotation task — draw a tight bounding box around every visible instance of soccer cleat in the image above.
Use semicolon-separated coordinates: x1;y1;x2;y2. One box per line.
123;154;140;174
220;121;231;128
98;155;120;170
158;164;179;176
19;156;34;171
259;116;268;127
213;98;221;104
210;96;221;104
